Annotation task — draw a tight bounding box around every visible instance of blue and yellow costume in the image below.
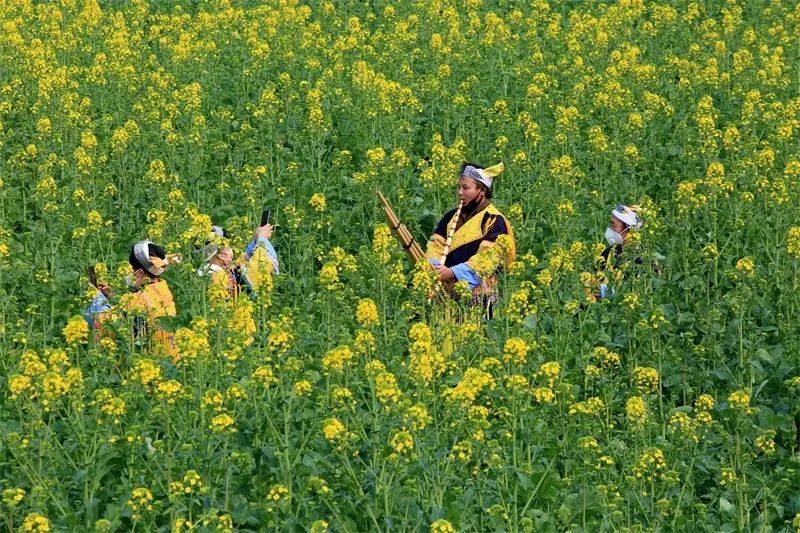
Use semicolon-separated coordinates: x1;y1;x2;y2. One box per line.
197;229;279;301
425;163;516;312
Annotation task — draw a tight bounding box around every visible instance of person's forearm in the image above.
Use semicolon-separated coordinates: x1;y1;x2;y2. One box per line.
451;263;481;290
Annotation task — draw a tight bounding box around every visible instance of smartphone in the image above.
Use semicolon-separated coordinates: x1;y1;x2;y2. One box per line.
88;265;98;287
260;207;271;227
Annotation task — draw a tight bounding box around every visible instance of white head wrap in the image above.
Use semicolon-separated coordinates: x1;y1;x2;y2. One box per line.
133;240;166;276
460;162;505;189
611;204;644;230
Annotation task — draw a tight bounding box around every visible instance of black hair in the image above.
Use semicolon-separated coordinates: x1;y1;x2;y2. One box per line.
459;161;493;199
129;242;166;276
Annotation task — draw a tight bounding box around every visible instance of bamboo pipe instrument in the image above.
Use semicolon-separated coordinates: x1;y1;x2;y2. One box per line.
376;190;425;263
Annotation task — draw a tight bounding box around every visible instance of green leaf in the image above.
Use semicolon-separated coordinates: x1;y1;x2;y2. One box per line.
719;497;735;516
231;495;251;523
523;314;537;330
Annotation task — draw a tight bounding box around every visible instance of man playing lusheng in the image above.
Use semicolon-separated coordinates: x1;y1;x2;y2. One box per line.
425;162;516;316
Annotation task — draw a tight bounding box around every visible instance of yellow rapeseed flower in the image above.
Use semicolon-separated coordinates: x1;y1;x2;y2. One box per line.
533;387;555;404
735;257;755;276
355;298;379;328
2;488;25;506
502;337;529;365
322;345;355;372
568;397;604;416
633;366;660;393
267;484;290;502
625;396;648;425
537;361;561;387
404;403;431;430
21;513;50;532
319;262;340;290
695;394;715;411
633;448;667;481
720;467;737;486
755;432;775;456
130;359;162;387
443;368;496;406
128;487;154;520
728;389;753;414
592;347;620;368
372;369;403;406
8;374;32;400
787;227;800;259
431;519;457;533
210;412;236;433
310;520;329;533
293;380;312;396
62;315;89;345
390;430;414;455
155;380;183;404
449;441;472;462
372;224;394;264
309;193;326;212
323;418;346;443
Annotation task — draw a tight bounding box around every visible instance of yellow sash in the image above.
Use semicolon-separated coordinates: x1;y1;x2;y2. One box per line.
448;204;516;266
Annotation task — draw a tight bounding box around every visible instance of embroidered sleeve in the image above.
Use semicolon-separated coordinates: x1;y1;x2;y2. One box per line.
425;234;446;262
482;214;508;242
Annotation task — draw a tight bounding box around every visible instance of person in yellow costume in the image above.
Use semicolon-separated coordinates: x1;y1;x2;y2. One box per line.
238;223;279;295
196;223;278;356
85;240;178;356
197;224;278;301
425;162;516;318
197;225;238;299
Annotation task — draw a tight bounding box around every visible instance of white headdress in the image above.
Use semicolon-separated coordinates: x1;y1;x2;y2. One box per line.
133;240;168;276
611;204;644;230
460;162;505;189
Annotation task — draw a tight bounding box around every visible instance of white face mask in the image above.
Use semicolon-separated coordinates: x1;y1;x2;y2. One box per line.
125;273;136;288
605;227;625;246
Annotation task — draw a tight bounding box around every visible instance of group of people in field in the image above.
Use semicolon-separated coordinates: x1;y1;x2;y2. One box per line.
421;162;643;310
83;222;280;356
83;160;643;354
